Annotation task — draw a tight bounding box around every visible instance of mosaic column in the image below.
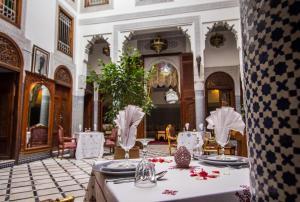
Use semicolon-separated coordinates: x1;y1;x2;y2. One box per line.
240;1;300;201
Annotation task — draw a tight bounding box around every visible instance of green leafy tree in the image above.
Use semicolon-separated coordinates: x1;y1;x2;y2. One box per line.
87;48;154;123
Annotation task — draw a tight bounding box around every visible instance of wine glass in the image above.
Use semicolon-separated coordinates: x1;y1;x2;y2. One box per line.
193;133;204;159
118;128;137;168
135;138;156;188
214;127;231;160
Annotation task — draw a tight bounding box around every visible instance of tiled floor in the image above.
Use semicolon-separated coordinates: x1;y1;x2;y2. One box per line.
0;145;169;202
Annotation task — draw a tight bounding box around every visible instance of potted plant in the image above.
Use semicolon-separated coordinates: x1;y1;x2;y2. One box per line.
87;48;154;157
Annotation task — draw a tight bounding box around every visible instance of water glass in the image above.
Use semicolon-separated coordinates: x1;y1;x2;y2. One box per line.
135;160;156;188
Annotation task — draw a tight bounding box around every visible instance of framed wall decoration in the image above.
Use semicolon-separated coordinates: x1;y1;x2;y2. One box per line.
31;45;50;76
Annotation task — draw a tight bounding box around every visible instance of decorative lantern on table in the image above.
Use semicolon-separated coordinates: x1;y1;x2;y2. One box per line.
174;146;191;168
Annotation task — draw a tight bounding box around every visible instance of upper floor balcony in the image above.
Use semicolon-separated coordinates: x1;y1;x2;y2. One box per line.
0;0;21;27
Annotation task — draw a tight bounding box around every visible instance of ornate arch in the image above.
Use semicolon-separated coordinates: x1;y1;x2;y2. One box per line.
205;71;234;89
54;66;73;87
0;32;23;70
85;34;111;54
205;21;238;44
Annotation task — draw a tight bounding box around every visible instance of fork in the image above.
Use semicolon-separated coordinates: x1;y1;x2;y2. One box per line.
108;171;168;184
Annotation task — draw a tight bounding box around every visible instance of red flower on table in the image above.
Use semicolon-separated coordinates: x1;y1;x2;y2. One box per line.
190;169;219;180
148;158;172;163
162;189;178;196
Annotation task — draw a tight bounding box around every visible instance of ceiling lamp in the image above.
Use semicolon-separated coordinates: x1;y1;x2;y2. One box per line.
150;36;168;54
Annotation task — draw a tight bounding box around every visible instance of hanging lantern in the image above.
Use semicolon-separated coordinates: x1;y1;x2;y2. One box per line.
150;36;168;54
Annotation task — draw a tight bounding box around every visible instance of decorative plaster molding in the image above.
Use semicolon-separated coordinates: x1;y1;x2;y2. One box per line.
79;0;239;25
112;16;200;61
135;0;173;6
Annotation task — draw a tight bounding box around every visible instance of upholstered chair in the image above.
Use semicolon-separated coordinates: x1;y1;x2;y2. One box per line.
104;128;117;153
57;125;77;158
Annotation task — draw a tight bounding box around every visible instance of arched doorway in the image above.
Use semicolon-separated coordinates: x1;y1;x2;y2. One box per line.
147;61;181;138
53;66;73;148
205;72;235;116
0;32;23;159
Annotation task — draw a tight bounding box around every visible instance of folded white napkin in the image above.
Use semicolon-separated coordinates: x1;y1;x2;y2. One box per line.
114;105;145;147
205;107;245;145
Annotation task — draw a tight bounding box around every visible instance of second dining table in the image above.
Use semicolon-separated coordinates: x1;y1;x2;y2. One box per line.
74;131;105;160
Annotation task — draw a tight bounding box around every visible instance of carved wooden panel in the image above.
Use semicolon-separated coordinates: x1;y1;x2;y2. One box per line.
54;66;72;87
206;72;234;89
180;53;196;130
0;33;22;68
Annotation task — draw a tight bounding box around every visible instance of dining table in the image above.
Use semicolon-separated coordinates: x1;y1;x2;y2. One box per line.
84;156;250;202
74;131;105;160
177;131;203;154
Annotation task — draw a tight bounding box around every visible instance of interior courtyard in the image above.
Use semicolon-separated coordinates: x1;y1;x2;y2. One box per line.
0;0;299;201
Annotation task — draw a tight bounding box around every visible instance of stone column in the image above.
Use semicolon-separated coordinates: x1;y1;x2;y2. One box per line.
179;20;205;130
241;1;299;201
114;31;133;62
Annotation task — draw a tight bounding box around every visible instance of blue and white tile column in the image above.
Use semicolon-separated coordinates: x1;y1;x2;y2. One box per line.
241;0;300;201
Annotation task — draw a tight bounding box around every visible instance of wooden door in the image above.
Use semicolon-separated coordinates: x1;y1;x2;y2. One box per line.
180;53;196;130
53;85;72;147
0;73;17;159
84;90;94;130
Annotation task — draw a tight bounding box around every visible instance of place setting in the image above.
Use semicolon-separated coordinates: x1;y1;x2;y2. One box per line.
198;107;248;168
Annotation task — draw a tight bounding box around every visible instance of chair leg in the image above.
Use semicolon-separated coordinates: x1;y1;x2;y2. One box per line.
74;149;76;158
57;148;60;158
61;148;64;159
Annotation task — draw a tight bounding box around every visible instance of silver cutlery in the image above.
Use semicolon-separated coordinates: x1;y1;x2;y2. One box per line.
106;171;168;184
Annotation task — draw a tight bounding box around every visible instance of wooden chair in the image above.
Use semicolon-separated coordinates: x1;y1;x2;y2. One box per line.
104;128;117;153
29;124;48;147
40;195;75;202
57;125;77;158
166;124;177;155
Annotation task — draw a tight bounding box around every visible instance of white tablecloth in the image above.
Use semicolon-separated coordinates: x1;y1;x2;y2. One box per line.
75;131;104;160
177;131;203;154
85;157;250;202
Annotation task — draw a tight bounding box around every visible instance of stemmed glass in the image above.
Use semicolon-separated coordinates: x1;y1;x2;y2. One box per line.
118;128;137;168
134;138;156;188
193;133;204;159
214;127;231;160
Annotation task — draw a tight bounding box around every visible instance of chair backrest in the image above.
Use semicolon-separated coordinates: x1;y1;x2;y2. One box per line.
58;125;64;145
110;128;118;141
30;124;48;147
166;124;175;145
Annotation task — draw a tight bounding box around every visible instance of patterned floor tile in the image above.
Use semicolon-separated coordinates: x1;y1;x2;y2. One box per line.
0;145;169;201
11;197;36;202
9;191;34;201
65;190;85;198
38;193;63;201
10;186;33;194
37;188;60;196
35;182;56;190
10;181;32;188
57;180;77;187
61;184;82;192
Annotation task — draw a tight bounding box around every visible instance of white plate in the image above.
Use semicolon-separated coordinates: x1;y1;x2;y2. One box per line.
105;161;137;171
99;168;136;176
200;156;249;166
205;155;239;162
93;161;137;176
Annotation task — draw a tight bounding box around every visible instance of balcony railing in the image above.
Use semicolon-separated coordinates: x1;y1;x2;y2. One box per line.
58;10;72;56
86;0;109;7
0;0;17;23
